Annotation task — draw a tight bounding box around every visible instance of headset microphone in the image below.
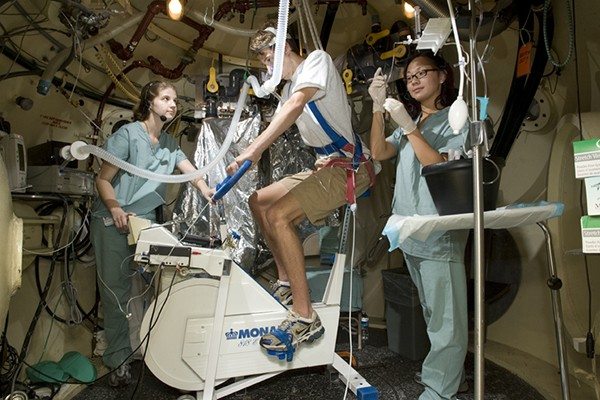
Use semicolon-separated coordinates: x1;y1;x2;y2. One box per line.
150;106;168;122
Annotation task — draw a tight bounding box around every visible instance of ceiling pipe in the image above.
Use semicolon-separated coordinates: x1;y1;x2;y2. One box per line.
106;0;285;59
412;0;517;41
89;0;374;139
187;6;299;37
104;1;269;80
106;1;165;61
91;1;243;138
412;0;448;18
0;45;135;109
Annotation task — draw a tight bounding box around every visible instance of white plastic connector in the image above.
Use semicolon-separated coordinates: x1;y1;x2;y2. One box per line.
59;145;73;161
68;140;91;160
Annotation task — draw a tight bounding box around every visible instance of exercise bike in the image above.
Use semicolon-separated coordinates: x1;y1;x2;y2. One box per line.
132;161;378;399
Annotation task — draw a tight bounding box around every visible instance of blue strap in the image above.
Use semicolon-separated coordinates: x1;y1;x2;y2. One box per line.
307;102;348;151
313;138;350;156
270;328;295;360
307;101;364;169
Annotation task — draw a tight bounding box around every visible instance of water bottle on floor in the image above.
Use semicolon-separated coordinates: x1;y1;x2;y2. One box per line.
360;312;369;343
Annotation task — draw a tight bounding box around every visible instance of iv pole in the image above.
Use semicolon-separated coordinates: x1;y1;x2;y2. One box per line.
467;0;486;398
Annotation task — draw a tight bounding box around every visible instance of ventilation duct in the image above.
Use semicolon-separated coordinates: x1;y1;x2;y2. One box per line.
412;0;517;41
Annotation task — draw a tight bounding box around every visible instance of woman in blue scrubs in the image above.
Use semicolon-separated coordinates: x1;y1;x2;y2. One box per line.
90;81;213;386
369;51;469;400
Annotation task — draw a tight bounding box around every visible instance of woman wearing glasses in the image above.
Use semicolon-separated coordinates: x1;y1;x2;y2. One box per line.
368;51;469;400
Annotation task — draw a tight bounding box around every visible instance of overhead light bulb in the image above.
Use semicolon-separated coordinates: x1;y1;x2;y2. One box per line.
167;0;183;20
403;2;415;19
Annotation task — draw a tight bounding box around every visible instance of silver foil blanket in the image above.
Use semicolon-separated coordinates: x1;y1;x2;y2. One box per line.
173;115;317;271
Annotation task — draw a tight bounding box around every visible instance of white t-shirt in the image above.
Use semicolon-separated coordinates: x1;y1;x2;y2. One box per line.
280;50;370;159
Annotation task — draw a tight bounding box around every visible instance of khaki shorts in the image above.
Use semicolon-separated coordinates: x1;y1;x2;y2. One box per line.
279;161;373;225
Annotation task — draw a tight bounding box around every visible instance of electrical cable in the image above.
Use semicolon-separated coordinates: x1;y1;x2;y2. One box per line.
19;268;174;388
124;263;161;317
0;17;28;82
130;266;175;400
0;0;18;15
94;201;211;369
20;202;210;388
36;291;63;363
0;314;19;389
35;201;91;258
542;0;574;68
63;243;83;325
5;1;63;76
34;251;99;326
93;253;145;319
55;7;84;103
129;202;213;396
27;201;91;258
29;200;98;326
8;198;67;398
68;31;84;103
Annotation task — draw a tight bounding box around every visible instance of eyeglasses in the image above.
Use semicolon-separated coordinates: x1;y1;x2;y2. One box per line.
404;68;439;84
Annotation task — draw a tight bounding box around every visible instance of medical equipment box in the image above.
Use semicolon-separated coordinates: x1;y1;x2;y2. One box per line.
573;139;600;179
28;140;78;168
581;216;600;253
27;166;95;195
0;132;27;192
585;176;600;216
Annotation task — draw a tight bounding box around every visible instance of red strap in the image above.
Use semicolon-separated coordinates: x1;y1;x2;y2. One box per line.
322;157;376;205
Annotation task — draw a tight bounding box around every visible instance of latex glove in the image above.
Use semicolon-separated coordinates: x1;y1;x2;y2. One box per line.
368;67;387;113
383;98;417;135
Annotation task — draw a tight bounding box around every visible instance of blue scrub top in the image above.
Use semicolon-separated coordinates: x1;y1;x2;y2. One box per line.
92;121;187;218
387;107;469;262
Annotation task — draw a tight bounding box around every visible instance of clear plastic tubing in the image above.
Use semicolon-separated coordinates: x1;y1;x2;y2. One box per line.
246;0;290;98
446;0;465;98
73;82;250;184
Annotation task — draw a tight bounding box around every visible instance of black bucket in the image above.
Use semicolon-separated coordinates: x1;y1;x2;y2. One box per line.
421;157;504;216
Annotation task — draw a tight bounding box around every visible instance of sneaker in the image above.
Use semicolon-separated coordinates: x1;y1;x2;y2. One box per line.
270;280;293;305
108;363;132;387
414;371;468;394
260;310;325;355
